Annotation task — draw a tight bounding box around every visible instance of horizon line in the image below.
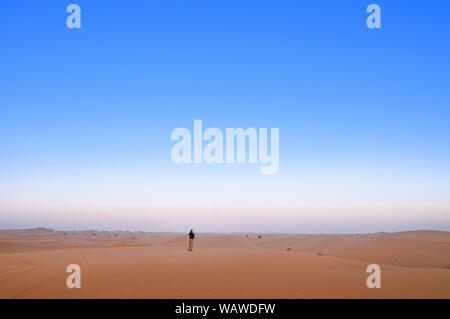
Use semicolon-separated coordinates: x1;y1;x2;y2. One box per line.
2;227;449;236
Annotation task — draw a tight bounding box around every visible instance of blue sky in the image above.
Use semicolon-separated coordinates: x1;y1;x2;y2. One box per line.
1;1;450;232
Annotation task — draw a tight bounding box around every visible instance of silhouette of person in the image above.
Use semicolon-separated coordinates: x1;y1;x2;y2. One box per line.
188;229;195;251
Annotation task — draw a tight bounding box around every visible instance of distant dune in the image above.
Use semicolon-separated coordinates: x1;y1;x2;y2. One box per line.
0;228;449;298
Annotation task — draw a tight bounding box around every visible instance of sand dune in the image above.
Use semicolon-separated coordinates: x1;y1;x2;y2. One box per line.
0;229;449;298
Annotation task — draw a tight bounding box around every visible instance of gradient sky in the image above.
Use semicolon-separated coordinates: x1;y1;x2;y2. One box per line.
1;1;450;233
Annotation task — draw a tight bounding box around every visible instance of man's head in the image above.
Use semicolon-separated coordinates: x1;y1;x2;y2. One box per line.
190;229;193;232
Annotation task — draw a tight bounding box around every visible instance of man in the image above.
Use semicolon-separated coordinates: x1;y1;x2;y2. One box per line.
188;229;195;251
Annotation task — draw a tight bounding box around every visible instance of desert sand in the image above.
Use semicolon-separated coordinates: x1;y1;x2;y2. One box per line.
0;228;449;298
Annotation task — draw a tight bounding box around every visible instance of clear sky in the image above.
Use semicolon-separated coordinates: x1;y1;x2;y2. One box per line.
1;1;450;233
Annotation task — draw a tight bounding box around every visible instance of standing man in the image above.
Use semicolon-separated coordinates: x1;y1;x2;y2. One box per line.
188;229;195;251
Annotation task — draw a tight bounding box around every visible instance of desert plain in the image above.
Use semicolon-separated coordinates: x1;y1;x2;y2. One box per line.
0;228;449;298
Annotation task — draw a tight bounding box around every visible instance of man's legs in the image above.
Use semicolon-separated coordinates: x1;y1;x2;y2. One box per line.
188;239;193;251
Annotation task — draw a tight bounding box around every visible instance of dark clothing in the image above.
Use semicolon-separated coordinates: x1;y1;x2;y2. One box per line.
189;231;195;240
